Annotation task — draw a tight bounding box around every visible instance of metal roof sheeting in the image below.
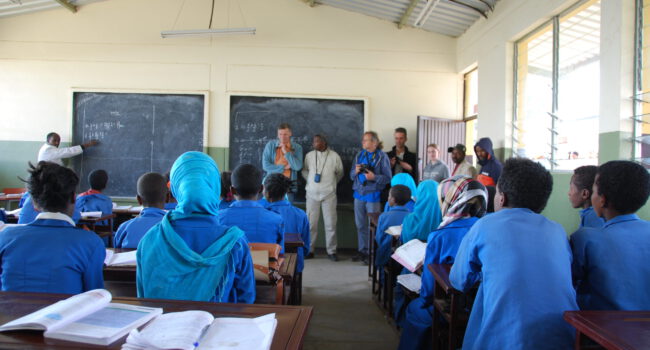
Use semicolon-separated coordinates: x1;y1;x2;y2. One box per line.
0;0;104;18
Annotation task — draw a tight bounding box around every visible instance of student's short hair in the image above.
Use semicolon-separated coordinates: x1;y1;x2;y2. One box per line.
137;172;167;205
231;164;263;198
221;171;232;198
264;173;292;201
497;158;553;213
572;165;598;193
26;161;79;213
390;184;411;206
595;160;650;214
427;143;438;150
88;169;108;191
394;127;407;136
46;132;58;141
278;123;291;131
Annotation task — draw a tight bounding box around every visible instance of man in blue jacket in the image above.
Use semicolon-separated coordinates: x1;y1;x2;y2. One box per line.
474;137;502;187
262;123;303;201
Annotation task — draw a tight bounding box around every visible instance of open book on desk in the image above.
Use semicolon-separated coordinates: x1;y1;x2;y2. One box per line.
0;289;161;346
105;249;137;266
81;211;103;219
397;273;422;294
385;225;402;237
391;238;427;273
123;310;277;350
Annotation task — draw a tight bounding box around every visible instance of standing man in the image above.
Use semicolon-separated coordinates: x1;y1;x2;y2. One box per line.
302;134;344;261
387;128;418;181
474;137;503;187
38;132;98;166
262;123;303;200
447;144;477;178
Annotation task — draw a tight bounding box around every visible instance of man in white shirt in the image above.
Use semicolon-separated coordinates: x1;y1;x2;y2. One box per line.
301;134;343;261
37;132;98;165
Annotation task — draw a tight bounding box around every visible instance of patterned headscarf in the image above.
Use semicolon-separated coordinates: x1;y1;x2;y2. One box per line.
437;175;487;228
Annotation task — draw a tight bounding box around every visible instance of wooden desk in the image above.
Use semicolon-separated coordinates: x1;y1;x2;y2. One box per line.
0;193;23;211
0;291;312;350
284;233;304;254
564;311;650;350
78;214;116;247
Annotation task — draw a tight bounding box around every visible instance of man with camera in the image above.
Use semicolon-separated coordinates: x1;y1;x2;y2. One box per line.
302;134;344;261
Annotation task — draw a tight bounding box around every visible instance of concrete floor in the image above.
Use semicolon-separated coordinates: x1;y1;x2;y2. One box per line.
301;251;400;350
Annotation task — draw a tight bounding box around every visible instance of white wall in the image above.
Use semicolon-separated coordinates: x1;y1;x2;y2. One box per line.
0;0;460;150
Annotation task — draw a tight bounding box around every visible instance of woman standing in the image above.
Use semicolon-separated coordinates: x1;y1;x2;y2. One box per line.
421;144;450;183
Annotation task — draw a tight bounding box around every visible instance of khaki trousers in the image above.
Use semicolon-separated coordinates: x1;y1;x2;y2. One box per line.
306;193;338;255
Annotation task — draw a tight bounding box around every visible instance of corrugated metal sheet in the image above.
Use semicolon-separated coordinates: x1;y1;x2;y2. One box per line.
0;0;104;18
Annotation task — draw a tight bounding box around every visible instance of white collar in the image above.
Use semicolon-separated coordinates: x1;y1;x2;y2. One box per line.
35;212;76;226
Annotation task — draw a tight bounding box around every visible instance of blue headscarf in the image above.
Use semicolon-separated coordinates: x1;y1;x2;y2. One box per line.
170;151;221;219
391;173;417;198
401;180;442;242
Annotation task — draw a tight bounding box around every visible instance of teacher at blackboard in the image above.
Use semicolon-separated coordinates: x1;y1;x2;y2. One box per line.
37;132;99;166
262;123;303;199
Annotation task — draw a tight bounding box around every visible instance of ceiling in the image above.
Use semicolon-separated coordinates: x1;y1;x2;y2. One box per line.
0;0;105;18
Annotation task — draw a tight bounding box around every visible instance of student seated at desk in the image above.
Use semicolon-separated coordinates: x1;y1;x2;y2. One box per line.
264;173;311;268
0;162;104;294
137;152;255;303
219;171;235;210
218;164;285;252
398;175;487;350
75;169;112;225
568;165;604;229
383;173;416;213
18;192;81;224
163;172;177;210
375;185;412;272
570;160;650;310
450;158;578;350
114;172;167;249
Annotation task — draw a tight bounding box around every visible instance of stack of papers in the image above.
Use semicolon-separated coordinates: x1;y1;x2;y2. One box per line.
397;273;422;293
5;208;21;216
81;211;103;219
104;250;137;266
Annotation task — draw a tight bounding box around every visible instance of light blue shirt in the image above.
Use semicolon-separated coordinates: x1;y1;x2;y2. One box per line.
262;139;303;181
579;206;605;228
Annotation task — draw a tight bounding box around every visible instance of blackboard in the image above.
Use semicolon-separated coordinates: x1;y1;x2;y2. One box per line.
229;95;365;203
71;91;206;197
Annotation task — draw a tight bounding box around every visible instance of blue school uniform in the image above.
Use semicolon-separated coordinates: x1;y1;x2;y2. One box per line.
0;212;105;294
398;217;478;350
114;207;166;249
266;200;310;272
218;200;285;252
164;202;177;210
450;208;577;350
374;205;411;270
571;214;650;310
219;198;235;210
76;192;113;226
18;192;29;208
383;199;415;213
18;195;81;224
579;206;604;228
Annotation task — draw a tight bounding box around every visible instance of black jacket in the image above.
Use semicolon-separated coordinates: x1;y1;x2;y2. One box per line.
387;145;418;183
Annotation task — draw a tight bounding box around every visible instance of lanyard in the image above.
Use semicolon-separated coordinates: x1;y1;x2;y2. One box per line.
361;150;377;167
315;150;330;174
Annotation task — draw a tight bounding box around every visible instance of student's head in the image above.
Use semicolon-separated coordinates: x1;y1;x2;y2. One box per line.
438;175;487;222
231;163;263;200
495;158;552;213
447;144;466;164
26;161;79;216
313;134;328;152
220;171;232;199
46;132;61;147
568;165;598;209
169;152;221;217
136;172;167;208
591;161;650;218
362;131;382;152
427;144;440;162
88;169;108;191
263;173;292;202
394;127;407;148
388;184;411;207
277;123;292;145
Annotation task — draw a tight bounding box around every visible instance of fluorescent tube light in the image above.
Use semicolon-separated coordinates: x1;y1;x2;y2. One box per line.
161;27;256;38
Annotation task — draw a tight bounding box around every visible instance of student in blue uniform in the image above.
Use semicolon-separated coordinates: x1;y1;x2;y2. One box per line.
264;173;311;268
571;160;650;310
76;169;113;226
18;192;81;224
0;162;104;294
219;171;235;210
568;165;604;229
398;175;487;350
400;180;442;243
114;172;167;249
218;164;285;252
137;152;255;303
383;173;416;213
450;158;578;350
163;172;177;210
375;185;412;272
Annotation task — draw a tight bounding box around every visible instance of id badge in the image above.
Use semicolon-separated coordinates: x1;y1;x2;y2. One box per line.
314;173;321;183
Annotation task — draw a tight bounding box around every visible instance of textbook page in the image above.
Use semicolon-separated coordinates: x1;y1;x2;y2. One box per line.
5;208;21;216
44;303;162;346
391;239;427;272
198;313;277;350
81;211;103;219
0;289;111;332
105;250;137;266
113;204;133;210
397;273;422;294
385;225;402;237
123;310;214;350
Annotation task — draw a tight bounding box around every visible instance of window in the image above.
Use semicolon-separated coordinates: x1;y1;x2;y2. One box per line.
634;0;650;168
464;68;479;164
514;0;600;170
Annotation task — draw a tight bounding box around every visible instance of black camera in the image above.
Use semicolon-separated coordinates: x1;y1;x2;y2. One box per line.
358;164;374;174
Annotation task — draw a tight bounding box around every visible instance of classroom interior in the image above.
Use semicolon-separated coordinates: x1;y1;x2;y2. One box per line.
0;0;649;348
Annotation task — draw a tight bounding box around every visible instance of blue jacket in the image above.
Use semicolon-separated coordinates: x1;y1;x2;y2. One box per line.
579;206;605;229
571;214;650;310
349;149;392;196
262;139;303;181
450;208;577;350
114;207;166;249
0;214;105;294
219;199;235;210
75;193;113;226
474;138;502;187
374;205;411;269
18;194;81;224
266;200;311;272
383;199;415;213
218;200;285;253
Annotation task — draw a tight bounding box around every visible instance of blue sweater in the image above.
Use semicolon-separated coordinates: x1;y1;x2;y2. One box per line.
218;200;285;253
350;150;392;198
266;200;310;272
114;207;166;249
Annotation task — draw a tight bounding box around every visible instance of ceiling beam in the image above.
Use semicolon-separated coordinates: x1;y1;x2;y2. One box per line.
54;0;77;13
448;0;487;18
478;0;493;12
398;0;420;29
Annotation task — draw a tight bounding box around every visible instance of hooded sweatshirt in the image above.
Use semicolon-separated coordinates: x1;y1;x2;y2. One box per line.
474;138;503;187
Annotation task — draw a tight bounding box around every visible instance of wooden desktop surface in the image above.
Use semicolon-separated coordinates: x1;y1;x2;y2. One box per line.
0;291;313;350
564;311;650;350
